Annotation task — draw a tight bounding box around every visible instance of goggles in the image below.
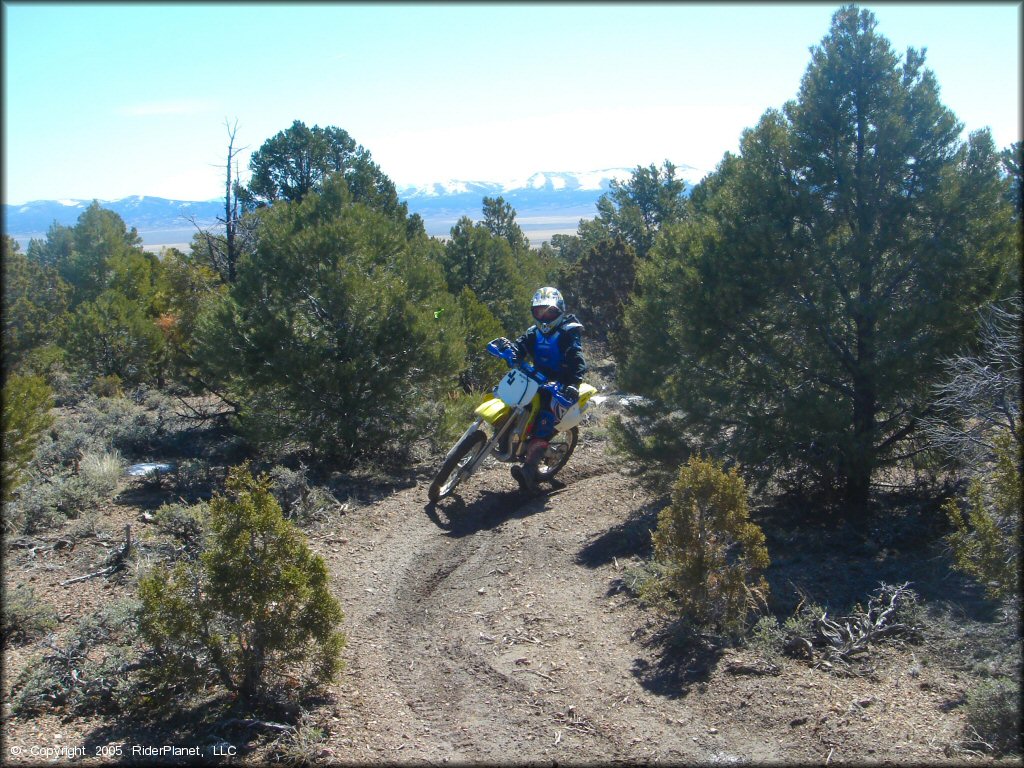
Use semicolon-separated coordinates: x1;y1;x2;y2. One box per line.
532;305;562;323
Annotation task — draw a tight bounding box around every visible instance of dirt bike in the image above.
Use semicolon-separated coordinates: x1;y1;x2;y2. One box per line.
427;337;598;503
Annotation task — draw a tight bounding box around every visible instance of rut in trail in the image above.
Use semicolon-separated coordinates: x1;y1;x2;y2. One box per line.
316;456;764;764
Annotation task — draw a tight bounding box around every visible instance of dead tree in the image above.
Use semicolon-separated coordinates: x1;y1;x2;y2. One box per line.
189;119;250;284
783;582;921;668
221;118;246;283
922;298;1022;464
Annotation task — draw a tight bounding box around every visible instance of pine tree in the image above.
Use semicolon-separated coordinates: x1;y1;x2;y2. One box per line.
561;235;637;344
243;120;408;223
2;236;71;374
482;196;530;253
590;161;689;260
618;5;1018;510
195;175;464;464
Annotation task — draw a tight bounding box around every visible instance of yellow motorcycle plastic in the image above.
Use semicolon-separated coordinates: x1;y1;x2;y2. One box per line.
475;382;598;431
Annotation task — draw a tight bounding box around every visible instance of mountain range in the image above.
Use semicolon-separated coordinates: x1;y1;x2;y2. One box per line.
4;166;706;250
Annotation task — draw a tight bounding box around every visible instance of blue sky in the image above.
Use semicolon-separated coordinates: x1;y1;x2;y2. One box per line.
2;2;1020;204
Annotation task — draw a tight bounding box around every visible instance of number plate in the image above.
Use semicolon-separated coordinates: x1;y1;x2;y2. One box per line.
496;369;539;406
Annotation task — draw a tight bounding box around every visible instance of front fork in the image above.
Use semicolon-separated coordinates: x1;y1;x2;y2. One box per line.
458;407;525;478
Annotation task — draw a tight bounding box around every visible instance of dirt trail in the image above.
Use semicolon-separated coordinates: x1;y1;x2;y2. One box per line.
308;441;779;765
2;409;989;765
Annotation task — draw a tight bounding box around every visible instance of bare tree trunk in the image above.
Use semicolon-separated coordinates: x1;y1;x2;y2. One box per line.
222;119;246;284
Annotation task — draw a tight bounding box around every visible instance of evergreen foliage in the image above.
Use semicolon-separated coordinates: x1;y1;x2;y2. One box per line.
137;465;345;702
965;676;1022;755
151;247;228;383
57;202;145;308
944;432;1021;602
926;299;1021;601
194;175;464;464
642;456;770;637
617;5;1018;509
440;199;554;334
454;286;508;392
15;204;169;387
1000;141;1023;217
560;235;637;344
2;236;70;374
482;196;530;253
441;215;532;333
69;290;165;386
243;119;407;222
584;161;689;260
2;374;54;502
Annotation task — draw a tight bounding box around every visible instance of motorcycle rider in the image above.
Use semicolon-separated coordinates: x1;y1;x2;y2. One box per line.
509;287;587;494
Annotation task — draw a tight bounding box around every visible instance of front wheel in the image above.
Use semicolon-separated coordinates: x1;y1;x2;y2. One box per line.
536;427;578;481
428;429;488;503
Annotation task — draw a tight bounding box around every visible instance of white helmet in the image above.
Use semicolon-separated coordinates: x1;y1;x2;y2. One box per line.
531;286;566;334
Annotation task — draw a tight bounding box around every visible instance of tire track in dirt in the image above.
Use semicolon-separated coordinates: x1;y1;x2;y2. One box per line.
321;445;738;764
380;485;627;763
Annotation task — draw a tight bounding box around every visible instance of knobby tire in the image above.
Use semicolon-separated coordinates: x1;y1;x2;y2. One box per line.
536;426;578;481
428;429;488;503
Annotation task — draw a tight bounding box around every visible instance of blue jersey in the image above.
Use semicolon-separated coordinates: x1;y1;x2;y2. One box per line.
512;314;587;386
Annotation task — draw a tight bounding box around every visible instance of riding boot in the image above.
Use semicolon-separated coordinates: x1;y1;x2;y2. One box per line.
511;438;549;494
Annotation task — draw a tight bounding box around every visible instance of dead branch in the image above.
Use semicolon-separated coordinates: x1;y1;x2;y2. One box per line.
60;526;132;586
219;718;292;733
725;658;781;676
511;668;555;681
782;583;920;669
810;583;919;665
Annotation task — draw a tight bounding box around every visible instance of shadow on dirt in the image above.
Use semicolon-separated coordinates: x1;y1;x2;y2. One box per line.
630;622;726;699
754;492;1003;620
80;691;327;765
575;497;666;569
423;481;566;538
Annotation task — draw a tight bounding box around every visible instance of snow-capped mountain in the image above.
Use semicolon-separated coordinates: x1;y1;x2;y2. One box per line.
4;196;223;242
397;169;638;199
4;166;706;249
397;166;704;242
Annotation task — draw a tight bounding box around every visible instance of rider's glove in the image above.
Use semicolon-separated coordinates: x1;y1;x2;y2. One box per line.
564;385;579;403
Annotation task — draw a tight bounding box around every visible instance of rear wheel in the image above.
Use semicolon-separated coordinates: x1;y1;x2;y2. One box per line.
536;427;578;481
428;429;488;503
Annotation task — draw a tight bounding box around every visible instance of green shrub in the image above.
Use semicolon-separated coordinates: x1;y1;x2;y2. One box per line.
91;374;123;398
85;393;161;454
642;456;770;637
170;459;212;498
55;449;123;517
944;431;1021;601
269;711;329;767
782;600;827;639
1;584;57;644
151;501;207;561
454;285;507;392
6;449;123;533
746;615;785;661
2;374;54;501
138;465;345;703
435;390;492;451
965;677;1021;754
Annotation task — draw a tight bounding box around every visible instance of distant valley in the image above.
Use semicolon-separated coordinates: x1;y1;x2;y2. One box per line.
4;167;704;251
